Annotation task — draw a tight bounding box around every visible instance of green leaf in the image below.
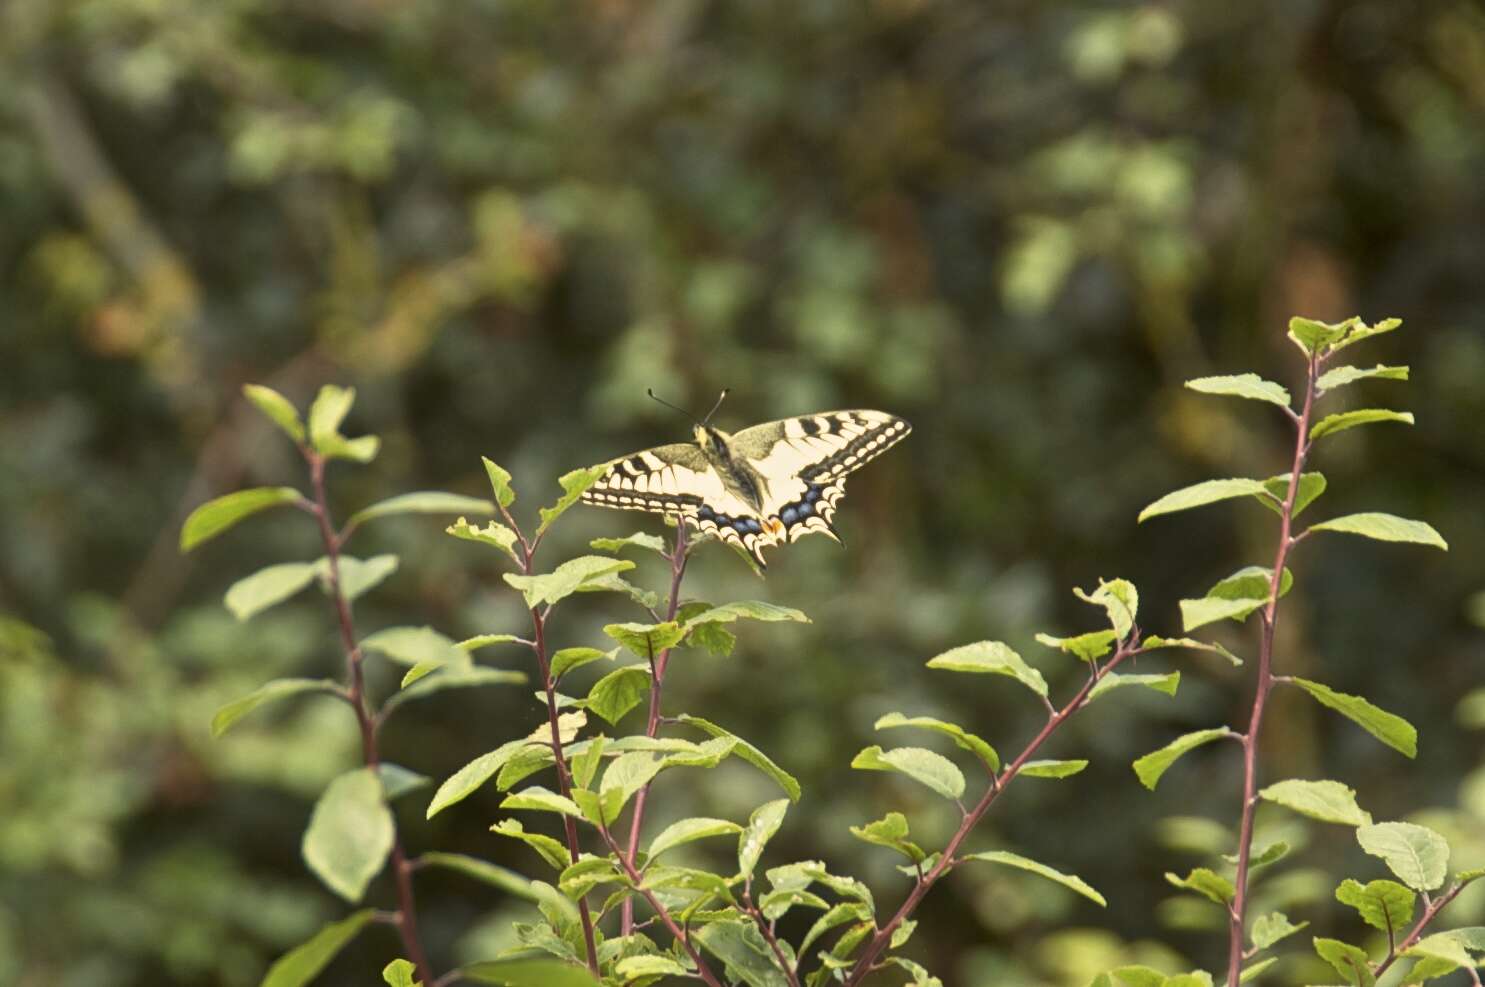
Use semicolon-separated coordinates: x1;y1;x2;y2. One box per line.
739;799;790;880
1185;374;1291;408
1317;364;1409;393
382;958;417;987
1313;937;1375;987
261;910;376;987
381;668;525;718
361;625;466;669
1311;409;1414;441
1088;671;1180;702
603;621;686;659
1133;728;1235;790
558;855;623;897
1403;929;1485;979
243;383;306;442
1073;578;1139;640
649;817;745;860
1178;597;1262;633
550;647;616;682
677;715;801;801
569;734;606;790
693;919;792;987
1165;867;1235;905
1224;841;1290;871
1137;478;1273;523
598;751;668;810
348;492;495;530
537;466;607;536
1035;630;1117;663
1288;678;1416;757
459;634;521;653
926;641;1048;697
447;516;521;562
590;532;668;555
1141;636;1243;666
1251;911;1308;950
302;767;395;903
1210;565;1293;602
1306;513;1447;551
504;556;636;608
419;852;538;901
873;712;999;772
798;902;872;959
329;554;400;601
482;458;516;509
1259;779;1371;826
1020;759;1089;779
759;887;830;922
224;562;319;621
1288;316;1352;355
1329;317;1402;354
308;384;354;447
180;487;302;551
462;958;601;987
490;819;570;871
614;956;689;978
212;678;341;738
688;620;738;657
851;745;965;800
1356;822;1450;891
683;601;811;628
501;786;583;818
586;665;651;725
849;812;926;863
960;850;1106;906
1336;878;1416;933
378;763;430;800
427;739;528;818
1259;472;1327;518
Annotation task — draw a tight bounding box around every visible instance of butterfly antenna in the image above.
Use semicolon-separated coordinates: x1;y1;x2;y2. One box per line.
701;388;730;426
646;388;699;425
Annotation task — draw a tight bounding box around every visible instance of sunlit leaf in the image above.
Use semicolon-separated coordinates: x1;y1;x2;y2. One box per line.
1019;759;1088;779
677;715;801;801
926;641;1048;697
1133;728;1235;790
212;678;340;738
1137;478;1272;523
1357;822;1449;891
348;492;494;530
181;487;302;551
504;556;636;608
590;532;667;555
537;466;607;536
960;850;1106;906
649;817;744;860
1336;878;1415;933
1088;672;1180;702
243;384;305;442
851;745;965;800
1310;409;1413;441
1251;911;1307;950
586;665;651;725
1185;373;1290;408
1165;867;1234;904
739;799;790;880
1317;364;1409;393
874;712;999;772
261;910;375;987
302;768;394;902
1288;677;1416;757
224;561;319;621
1313;937;1375;987
1306;513;1447;551
1259;779;1371;826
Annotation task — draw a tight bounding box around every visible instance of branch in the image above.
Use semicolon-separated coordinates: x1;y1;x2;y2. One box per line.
840;639;1140;985
304;449;435;987
743;888;802;987
1224;352;1319;987
1373;882;1467;979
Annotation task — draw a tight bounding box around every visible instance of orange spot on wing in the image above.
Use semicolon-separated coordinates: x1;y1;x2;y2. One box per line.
765;518;785;537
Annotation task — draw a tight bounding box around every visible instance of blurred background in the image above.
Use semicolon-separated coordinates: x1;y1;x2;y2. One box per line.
3;1;1484;984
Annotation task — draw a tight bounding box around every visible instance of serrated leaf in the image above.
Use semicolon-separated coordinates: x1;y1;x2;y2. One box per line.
849;812;926;863
1133;728;1235;790
1224;841;1290;871
851;745;965;800
1211;565;1293;602
1165;867;1235;904
482;458;516;509
1288;316;1352;355
799;903;872;959
1288;678;1416;757
1404;929;1485;975
447;516;521;562
526;711;587;747
537;466;607;536
328;554;400;601
677;715;801;801
1180;597;1265;633
688;620;737;657
1251;911;1307;950
1332;317;1403;353
302;768;395;902
1306;513;1447;551
382;958;417;987
759;887;829;922
1035;630;1117;663
427;739;528;818
1259;472;1327;518
615;955;689;978
1336;878;1416;933
604;621;686;659
683;601;811;627
590;532;667;555
1357;822;1450;891
1317;364;1409;393
501;786;583;818
693;919;792;987
1311;409;1414;441
1088;671;1180;702
1138;478;1273;523
348;492;495;530
490;819;570;871
649;817;745;860
180;487;302;551
1073;578;1139;640
504;556;636;609
1020;759;1089;779
462;957;601;987
874;712;999;772
1313;937;1375;987
739;799;790;880
550;647;616;683
558;855;623;897
586;665;650;725
361;625;467;669
224;561;319;621
1259;779;1371;826
261;910;376;987
1185;374;1291;408
961;850;1106;906
243;383;305;442
926;641;1048;697
212;678;340;738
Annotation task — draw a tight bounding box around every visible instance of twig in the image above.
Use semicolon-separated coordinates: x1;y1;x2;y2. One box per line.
1373;882;1467;979
304;449;435;987
1224;352;1318;987
840;639;1141;985
743;888;802;987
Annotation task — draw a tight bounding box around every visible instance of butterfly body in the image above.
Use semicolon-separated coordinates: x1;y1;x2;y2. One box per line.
583;410;910;567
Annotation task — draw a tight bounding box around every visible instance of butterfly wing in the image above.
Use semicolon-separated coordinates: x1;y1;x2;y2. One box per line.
730;410;911;544
580;443;783;565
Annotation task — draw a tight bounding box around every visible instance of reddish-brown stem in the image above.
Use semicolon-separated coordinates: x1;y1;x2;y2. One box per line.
1224;353;1318;986
842;640;1140;986
1373;882;1467;978
743;888;801;987
620;519;691;937
305;451;435;987
597;823;725;987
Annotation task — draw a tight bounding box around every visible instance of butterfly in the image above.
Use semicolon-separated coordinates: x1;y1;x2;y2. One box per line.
581;393;910;568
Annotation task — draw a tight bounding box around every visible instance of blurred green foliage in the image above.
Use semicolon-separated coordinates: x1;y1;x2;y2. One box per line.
2;1;1484;984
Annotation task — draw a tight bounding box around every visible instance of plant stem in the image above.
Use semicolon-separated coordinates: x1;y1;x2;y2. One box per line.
620;519;691;937
743;889;802;987
842;640;1140;986
305;451;435;987
1373;882;1467;978
1224;353;1318;987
